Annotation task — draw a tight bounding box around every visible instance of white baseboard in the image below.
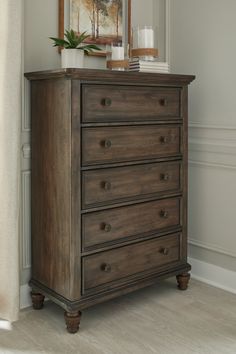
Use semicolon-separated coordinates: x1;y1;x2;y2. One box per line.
20;284;31;309
189;257;236;295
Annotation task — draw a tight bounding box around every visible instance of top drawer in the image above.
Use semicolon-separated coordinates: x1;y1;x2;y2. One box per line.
82;85;181;122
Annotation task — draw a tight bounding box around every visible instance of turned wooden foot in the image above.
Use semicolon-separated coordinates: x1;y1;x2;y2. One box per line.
31;292;45;310
64;311;81;334
176;273;190;290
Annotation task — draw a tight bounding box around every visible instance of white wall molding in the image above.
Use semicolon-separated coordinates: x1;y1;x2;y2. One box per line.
20;284;31;309
22;79;30;132
22;143;31;159
189;257;236;295
189;122;236;130
189;122;236;168
189;159;236;171
189;148;236;169
189;238;236;259
189;122;236;143
21;171;31;270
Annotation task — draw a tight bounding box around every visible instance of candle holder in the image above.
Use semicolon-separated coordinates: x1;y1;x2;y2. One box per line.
131;26;158;61
106;43;129;71
106;60;129;70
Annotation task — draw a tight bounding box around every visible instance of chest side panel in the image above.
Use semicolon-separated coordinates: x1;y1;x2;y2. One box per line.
31;78;72;298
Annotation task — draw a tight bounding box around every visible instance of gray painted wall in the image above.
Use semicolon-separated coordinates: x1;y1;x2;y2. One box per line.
170;0;236;275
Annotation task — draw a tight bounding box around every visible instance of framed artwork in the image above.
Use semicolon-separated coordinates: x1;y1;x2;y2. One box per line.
59;0;131;56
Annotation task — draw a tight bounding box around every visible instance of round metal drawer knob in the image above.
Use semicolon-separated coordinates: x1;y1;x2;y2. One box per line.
160;248;169;256
160;173;170;181
103;181;112;191
160;210;169;218
101;263;112;272
101;97;112;107
160;136;169;144
102;223;112;232
103;139;112;149
160;98;168;106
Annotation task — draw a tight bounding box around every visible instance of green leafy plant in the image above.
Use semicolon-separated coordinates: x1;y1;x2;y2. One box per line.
50;29;101;54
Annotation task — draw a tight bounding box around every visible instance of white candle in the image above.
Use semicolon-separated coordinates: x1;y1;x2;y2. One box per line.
111;46;124;60
138;28;154;48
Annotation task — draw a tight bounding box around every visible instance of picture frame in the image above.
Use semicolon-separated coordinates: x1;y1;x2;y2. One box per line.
59;0;131;57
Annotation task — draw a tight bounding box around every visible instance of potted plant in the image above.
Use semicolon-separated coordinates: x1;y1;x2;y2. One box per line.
50;29;101;68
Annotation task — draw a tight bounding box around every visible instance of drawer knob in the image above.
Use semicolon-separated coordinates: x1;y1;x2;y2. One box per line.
160;173;169;181
103;181;112;191
160;136;169;144
160;98;168;106
160;248;169;256
101;263;112;272
160;210;169;218
102;223;112;232
103;139;112;149
101;97;112;107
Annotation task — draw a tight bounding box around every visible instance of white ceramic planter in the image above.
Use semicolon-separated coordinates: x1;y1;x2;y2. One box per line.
61;49;84;68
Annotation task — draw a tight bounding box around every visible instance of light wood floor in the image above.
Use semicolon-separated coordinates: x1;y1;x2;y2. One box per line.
0;279;236;354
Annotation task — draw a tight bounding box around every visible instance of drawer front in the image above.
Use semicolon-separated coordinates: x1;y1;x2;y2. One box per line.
82;161;181;208
82;197;181;249
82;125;181;166
83;233;181;293
82;85;180;122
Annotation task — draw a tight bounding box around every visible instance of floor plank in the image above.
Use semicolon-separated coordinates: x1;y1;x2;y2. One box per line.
0;279;236;354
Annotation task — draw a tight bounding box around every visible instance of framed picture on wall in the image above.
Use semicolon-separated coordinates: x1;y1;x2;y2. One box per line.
59;0;131;56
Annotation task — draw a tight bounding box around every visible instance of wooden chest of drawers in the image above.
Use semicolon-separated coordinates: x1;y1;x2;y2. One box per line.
25;69;195;333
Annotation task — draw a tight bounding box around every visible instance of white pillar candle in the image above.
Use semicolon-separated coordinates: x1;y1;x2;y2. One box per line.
138;28;154;48
111;46;124;60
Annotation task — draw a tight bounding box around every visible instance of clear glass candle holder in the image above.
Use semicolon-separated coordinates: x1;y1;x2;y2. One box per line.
106;43;128;71
133;26;154;49
132;26;158;61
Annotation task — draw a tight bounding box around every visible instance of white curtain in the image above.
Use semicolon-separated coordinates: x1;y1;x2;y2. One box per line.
0;0;22;321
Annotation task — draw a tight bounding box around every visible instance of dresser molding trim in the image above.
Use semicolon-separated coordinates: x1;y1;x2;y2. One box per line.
22;258;236;310
25;69;195;86
29;262;191;311
189;257;236;295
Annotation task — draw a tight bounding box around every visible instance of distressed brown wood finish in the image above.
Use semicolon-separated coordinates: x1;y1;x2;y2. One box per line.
31;293;45;310
82;85;180;122
82;197;181;250
83;233;181;294
25;69;195;333
25;69;194;86
30;79;71;298
82;161;181;208
82;125;181;165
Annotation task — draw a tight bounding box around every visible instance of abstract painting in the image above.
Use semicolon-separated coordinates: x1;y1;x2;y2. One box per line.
70;0;125;45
